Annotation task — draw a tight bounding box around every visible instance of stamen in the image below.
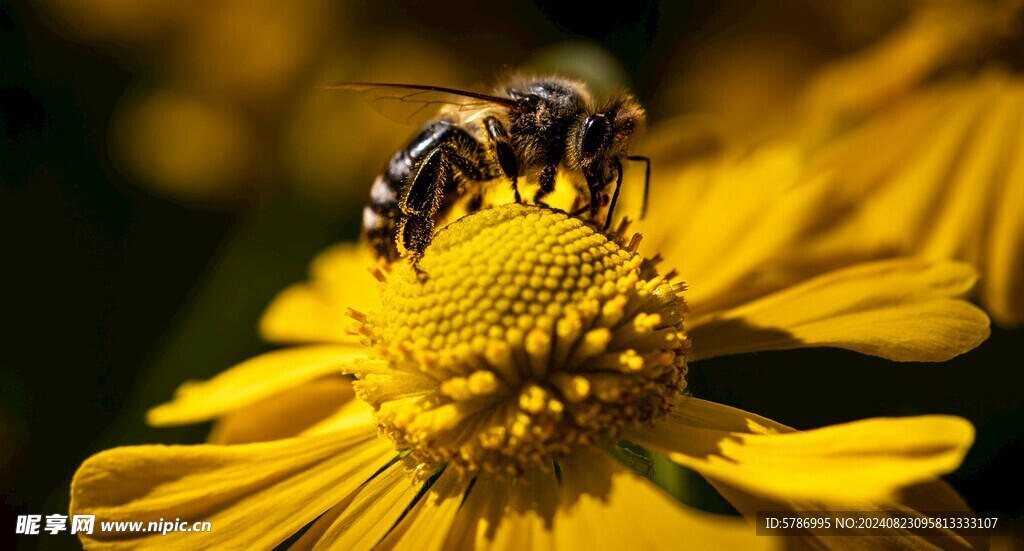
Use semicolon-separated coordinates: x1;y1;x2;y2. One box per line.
369;264;388;283
345;308;368;323
627;233;643;253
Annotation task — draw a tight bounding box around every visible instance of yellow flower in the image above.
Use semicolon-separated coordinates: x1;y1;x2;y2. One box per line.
71;196;991;549
654;0;1021;149
646;0;1024;325
791;0;1024;326
804;69;1024;326
796;0;1021;146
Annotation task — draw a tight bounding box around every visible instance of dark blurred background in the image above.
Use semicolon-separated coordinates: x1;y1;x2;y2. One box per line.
2;0;1022;549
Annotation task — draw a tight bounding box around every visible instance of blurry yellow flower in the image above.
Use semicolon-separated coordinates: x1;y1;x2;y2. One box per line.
647;0;1024;326
71;199;990;549
655;0;1021;147
805;69;1024;325
797;0;1022;145
793;0;1024;326
36;0;472;205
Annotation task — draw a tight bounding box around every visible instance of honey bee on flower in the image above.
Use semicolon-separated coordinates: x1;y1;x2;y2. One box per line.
330;75;649;271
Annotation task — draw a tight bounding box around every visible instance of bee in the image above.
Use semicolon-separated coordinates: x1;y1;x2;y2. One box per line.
325;75;650;269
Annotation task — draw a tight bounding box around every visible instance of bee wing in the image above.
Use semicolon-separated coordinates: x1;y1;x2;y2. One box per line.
320;82;519;125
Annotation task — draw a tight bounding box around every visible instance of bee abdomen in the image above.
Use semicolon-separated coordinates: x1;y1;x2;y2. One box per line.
363;120;480;262
364;150;408;261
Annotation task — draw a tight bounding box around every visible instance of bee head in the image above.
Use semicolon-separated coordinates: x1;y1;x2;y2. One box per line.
571;92;645;191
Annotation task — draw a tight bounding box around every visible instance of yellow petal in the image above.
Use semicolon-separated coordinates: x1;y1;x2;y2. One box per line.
810;70;1024;326
550;447;777;550
688;258;990;361
892;481;991;550
444;450;775;551
629;400;985;548
640;145;868;315
378;467;468;551
208;376;354;444
651;393;788;435
985;128;1024;325
305;457;422;551
705;424;989;549
300;397;375;437
290;501;349;551
260;242;380;344
798;1;1020;145
147;344;364;426
258;283;359;344
914;79;1018;265
71;427;395;550
625;397;975;503
712;479;988;551
443;470;552;551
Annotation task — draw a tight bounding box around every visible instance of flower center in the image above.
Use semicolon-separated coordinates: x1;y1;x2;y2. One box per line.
350;204;688;477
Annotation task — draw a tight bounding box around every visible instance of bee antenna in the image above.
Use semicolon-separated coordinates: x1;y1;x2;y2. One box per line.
603;161;625;231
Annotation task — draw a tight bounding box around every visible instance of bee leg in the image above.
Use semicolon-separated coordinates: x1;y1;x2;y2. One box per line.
401;147;449;220
398;147;452;277
399;215;433;279
533;165;558;207
483;117;521;203
601;161;625;231
440;130;495;214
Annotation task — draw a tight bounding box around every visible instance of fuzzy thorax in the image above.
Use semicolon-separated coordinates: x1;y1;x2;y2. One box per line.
348;204;689;477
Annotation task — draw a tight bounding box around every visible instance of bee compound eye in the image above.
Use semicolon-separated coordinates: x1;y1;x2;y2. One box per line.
581;114;607;156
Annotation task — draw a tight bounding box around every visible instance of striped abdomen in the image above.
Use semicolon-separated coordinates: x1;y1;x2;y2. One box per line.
362;120;485;262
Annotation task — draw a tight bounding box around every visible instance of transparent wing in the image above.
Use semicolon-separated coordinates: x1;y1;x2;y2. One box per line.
319;82;518;125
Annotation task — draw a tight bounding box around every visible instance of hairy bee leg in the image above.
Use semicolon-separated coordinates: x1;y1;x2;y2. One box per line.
402;148;449;218
602;162;625;231
398;147;452;274
483;116;521;203
434;126;498;213
400;215;433;279
533;165;558;207
399;138;499;275
367;120;491;264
